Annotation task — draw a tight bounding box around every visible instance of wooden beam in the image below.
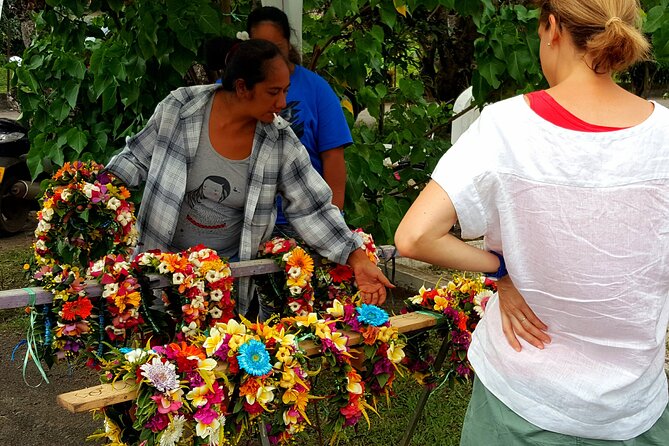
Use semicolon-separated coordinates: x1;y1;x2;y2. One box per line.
57;311;442;413
0;246;398;310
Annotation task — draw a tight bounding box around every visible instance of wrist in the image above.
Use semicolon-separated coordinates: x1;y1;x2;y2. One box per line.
486;250;507;279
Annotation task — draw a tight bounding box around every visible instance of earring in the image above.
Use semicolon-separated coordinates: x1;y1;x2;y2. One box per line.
547;43;551;46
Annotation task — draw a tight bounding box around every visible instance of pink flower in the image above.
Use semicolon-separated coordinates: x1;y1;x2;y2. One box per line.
151;393;183;414
194;406;218;425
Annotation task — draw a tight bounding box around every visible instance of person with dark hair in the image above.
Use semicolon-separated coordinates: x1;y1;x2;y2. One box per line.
246;6;352;233
106;38;392;316
396;0;669;444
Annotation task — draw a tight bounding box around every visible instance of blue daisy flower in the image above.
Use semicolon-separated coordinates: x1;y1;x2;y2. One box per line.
237;339;272;376
356;304;389;327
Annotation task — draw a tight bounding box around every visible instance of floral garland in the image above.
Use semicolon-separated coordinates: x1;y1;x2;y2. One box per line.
95;301;404;446
283;298;405;440
402;274;496;385
132;245;236;338
28;161;138;363
257;231;379;317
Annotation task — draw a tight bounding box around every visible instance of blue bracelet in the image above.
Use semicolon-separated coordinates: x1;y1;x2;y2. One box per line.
487;251;508;279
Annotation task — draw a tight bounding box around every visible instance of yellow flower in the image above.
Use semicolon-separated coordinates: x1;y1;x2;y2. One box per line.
314;323;331;339
203;327;223;356
286;276;307;289
280;370;297;388
326;299;344;318
377;326;394;343
434;295;449;312
276;347;293;364
220;319;246;336
330;331;348;352
387;342;406;363
293;313;319;327
187;385;209;407
283;409;299;425
256;384;276;406
228;333;251;351
346;375;363;395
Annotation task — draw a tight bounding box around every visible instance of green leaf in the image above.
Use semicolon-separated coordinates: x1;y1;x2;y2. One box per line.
477;57;506;89
197;5;221;35
62;80;81;108
101;84;118;113
49;98;71;123
66;127;88;154
644;6;667;33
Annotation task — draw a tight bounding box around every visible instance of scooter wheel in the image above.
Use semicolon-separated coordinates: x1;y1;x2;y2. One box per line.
0;172;32;235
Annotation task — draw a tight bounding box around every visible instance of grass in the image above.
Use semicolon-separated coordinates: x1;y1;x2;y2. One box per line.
0;247;31;332
0;68;9;94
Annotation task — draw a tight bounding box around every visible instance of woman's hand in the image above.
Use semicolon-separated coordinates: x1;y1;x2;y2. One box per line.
497;275;551;351
347;249;394;305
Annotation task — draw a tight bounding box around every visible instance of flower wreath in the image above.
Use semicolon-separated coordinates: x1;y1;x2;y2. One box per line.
28;161;138;364
283;298;405;441
132;245;236;339
256;231;379;317
402;274;496;386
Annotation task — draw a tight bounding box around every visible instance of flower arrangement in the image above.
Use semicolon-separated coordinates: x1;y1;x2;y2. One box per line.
132;245;236;338
27;161;138;364
402;274;496;386
93;296;404;446
257;237;316;316
283;297;405;440
256;231;379;317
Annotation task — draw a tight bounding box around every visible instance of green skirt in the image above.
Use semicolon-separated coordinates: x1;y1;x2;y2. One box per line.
460;376;669;446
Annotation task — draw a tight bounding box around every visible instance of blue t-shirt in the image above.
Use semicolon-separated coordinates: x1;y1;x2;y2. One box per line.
276;65;353;224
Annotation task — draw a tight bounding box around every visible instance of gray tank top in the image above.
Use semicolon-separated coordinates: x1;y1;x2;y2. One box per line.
170;95;249;258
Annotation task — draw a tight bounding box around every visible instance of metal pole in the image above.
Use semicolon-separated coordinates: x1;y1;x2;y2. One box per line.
399;332;452;446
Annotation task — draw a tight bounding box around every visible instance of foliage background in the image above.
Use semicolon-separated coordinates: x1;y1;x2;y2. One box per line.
6;0;669;243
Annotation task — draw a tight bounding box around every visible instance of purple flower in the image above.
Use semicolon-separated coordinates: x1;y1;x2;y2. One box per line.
373;357;393;375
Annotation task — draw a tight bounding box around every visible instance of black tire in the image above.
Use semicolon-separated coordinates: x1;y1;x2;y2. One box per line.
0;171;32;235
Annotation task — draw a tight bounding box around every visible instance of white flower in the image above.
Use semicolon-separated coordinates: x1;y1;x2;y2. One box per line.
289;285;303;296
383;157;394;168
191;295;206;310
182;321;198;337
102;283;119;298
113;261;130;274
172;272;185;285
82;182;100;198
36;220;51;234
159;414;186;446
60;189;72;201
157;262;170;274
209;306;223;319
90;259;105;274
116;211;132;227
106;197;121;211
236;31;249;41
41;207;54;222
35;239;47;251
8;55;22;66
282;253;291;262
139;357;180;392
288;301;301;312
210;289;223;302
124;348;148;364
407;178;417;187
287;266;301;279
205;270;219;283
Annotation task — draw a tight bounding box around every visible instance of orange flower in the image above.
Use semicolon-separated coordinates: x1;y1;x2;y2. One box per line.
239;377;261;397
61;296;93;321
286;248;314;276
114;290;141;313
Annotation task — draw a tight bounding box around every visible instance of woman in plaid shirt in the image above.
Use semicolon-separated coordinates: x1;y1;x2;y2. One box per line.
107;38;392;316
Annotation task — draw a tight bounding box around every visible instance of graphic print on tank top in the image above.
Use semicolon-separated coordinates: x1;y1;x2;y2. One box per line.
184;175;231;230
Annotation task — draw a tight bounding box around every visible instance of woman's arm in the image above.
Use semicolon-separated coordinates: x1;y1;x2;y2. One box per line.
395;180;500;273
320;147;346;209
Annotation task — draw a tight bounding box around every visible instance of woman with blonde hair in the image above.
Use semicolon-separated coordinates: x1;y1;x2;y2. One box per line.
395;0;669;443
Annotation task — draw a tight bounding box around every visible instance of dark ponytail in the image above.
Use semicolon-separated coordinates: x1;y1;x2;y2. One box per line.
205;37;285;91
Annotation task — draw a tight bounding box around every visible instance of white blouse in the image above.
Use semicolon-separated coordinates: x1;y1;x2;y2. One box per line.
432;95;669;440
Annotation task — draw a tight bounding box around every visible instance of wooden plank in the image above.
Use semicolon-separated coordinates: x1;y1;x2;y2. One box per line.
57;379;138;413
57;311;441;413
0;247;399;310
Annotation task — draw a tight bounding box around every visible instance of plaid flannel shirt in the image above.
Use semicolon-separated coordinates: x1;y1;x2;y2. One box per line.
106;85;362;314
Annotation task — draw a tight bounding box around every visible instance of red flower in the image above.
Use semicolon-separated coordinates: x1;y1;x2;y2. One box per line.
61;297;93;321
329;264;353;283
